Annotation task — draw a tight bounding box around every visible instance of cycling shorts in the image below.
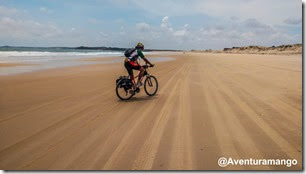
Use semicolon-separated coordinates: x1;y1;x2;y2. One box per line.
124;61;141;76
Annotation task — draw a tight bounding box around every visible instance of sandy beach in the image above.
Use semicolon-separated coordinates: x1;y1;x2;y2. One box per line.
0;52;302;170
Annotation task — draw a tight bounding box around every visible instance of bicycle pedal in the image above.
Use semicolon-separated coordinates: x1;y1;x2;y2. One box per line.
135;88;140;93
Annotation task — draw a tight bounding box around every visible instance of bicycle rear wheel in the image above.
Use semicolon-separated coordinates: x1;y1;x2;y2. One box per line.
144;75;158;96
116;79;134;100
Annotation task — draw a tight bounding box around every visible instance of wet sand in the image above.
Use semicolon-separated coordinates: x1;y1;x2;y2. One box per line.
0;63;35;68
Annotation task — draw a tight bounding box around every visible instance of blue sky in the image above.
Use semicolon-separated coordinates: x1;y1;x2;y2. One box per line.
0;0;302;50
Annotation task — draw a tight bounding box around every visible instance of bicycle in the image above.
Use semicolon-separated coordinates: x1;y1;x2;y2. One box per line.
116;65;158;100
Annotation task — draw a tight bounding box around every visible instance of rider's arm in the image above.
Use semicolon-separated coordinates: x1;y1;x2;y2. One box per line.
143;57;154;66
137;49;154;66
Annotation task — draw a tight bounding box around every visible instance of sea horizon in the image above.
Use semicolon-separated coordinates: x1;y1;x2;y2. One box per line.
0;46;175;75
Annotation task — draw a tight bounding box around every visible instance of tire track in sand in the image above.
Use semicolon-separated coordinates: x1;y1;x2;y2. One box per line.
204;59;301;166
102;64;186;170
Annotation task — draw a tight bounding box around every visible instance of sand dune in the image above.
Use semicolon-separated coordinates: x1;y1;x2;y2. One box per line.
0;52;302;170
197;44;302;55
223;44;302;54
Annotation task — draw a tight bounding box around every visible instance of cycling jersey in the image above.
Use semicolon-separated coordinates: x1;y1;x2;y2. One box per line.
124;48;145;76
125;49;145;62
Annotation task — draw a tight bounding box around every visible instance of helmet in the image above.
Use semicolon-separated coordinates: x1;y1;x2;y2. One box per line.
136;42;144;50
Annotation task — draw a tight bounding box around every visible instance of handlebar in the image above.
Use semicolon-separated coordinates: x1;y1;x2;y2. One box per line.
142;64;154;69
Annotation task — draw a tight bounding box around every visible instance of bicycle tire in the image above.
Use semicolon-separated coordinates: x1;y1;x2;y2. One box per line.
116;79;134;100
144;75;158;96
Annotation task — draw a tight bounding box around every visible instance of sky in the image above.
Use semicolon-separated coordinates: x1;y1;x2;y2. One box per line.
0;0;302;50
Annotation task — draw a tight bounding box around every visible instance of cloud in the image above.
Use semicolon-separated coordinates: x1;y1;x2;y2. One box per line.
0;5;29;19
161;16;173;32
173;30;186;37
230;16;239;21
39;7;53;13
196;0;301;24
109;15;301;50
244;18;268;28
0;8;84;46
88;18;103;25
173;24;189;37
132;0;301;25
119;26;126;35
99;31;108;37
0;2;301;49
0;6;99;46
243;18;276;35
0;6;19;16
283;17;302;25
136;22;150;32
153;16;300;49
197;17;300;48
0;17;62;39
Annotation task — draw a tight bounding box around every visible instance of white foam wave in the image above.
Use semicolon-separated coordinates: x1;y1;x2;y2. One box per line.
0;51;123;63
0;51;122;57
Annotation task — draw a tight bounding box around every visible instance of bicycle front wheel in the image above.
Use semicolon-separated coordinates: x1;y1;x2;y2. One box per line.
144;75;158;96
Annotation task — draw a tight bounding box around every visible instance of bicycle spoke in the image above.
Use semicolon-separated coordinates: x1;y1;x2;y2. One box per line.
148;78;153;86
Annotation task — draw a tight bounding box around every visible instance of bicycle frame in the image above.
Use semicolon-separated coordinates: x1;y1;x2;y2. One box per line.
129;66;150;88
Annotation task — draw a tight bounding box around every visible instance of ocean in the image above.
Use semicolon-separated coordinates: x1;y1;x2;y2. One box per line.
0;47;174;75
0;47;123;63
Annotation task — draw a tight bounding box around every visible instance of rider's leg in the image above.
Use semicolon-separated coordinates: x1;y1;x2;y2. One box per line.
125;62;137;93
136;67;144;87
124;62;135;86
130;73;136;89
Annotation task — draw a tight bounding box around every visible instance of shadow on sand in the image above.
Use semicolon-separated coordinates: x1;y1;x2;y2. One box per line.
118;94;159;103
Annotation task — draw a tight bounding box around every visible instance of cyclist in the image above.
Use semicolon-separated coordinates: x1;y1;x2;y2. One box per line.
124;42;154;90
